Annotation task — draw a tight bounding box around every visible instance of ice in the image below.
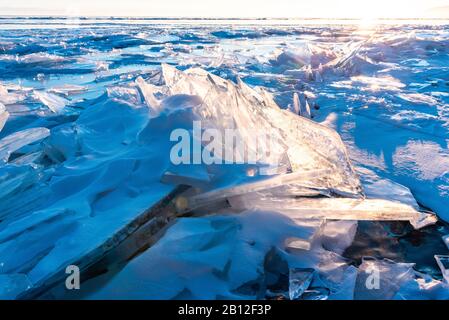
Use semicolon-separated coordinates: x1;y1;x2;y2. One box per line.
301;98;311;119
359;167;421;208
328;265;358;300
18;53;65;65
394;273;449;300
284;219;323;250
435;255;449;284
289;92;300;115
33;91;69;113
0;102;9;132
354;258;416;300
397;93;438;105
391;141;449;220
161;163;212;189
48;84;88;97
289;268;315;300
151;64;363;196
68;210;322;299
271;43;336;69
0;274;32;300
0;19;448;300
227;197;436;229
181;169;332;213
0;83;26;105
135;76;164;116
330;51;381;76
289;92;311;118
10;151;43;166
0;127;50;163
443;235;449;250
301;287;329;300
106;86;143;106
319;221;358;255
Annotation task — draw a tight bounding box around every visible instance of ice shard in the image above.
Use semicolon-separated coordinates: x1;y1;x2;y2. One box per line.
394;274;449;300
300;97;311;119
155;64;363;196
300;287;329;300
33;91;69;113
319;221;358;255
227;196;436;229
435;255;449;284
0;274;32;300
106;86;143;106
0;127;50;163
161;163;212;189
289;92;300;115
0;103;9;133
149;66;435;229
0;19;448;301
328;265;358;300
20;53;65;65
48;84;88;97
355;258;416;300
181;169;332;213
290;93;311;118
271;43;336;69
443;235;449;250
289;268;315;300
0;83;26;105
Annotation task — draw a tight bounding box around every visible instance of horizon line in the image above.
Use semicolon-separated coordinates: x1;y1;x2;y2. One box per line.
0;15;448;20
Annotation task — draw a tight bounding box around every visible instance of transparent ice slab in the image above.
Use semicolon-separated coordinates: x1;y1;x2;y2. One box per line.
319;221;358;255
0;83;26;105
354;258;416;300
0;127;50;163
135;76;164;116
435;255;449;284
284;219;324;250
155;64;363;196
289;268;315;300
33;91;69;113
443;235;449;251
106;86;143;106
394;274;449;300
161;163;213;189
180;169;333;212
0;103;9;132
48;84;88;97
301;287;329;300
228;195;436;229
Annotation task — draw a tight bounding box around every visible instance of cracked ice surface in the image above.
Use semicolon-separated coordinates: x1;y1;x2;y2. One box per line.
0;18;448;299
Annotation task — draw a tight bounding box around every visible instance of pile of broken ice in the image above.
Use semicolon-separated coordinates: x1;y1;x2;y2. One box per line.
0;64;448;300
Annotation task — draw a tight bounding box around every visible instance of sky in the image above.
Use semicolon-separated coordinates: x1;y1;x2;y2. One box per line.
0;0;449;18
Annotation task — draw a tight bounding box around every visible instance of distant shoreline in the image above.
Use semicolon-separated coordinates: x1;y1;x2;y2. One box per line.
0;16;448;21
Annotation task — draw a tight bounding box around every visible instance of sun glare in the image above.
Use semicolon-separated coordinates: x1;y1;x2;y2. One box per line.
0;0;445;18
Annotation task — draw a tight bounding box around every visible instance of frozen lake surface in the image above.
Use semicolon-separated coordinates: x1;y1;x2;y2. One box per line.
0;18;449;299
